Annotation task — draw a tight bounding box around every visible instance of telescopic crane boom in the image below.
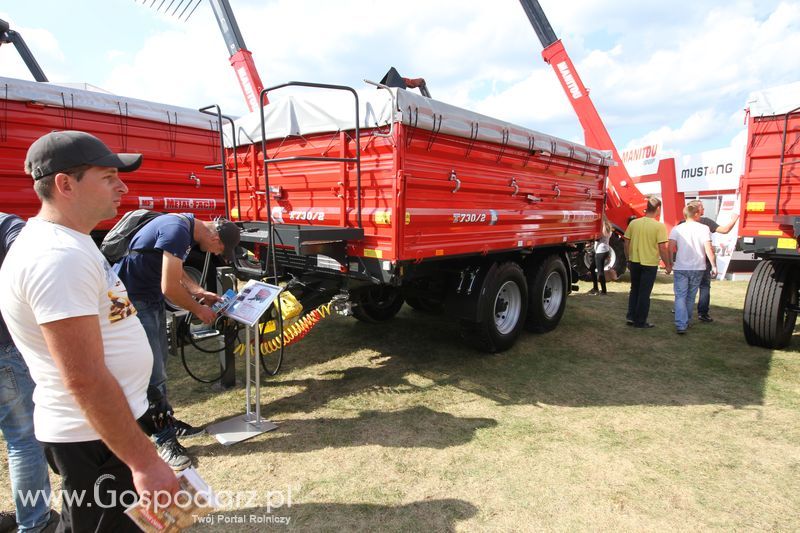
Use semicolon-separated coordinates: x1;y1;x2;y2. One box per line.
517;0;646;227
0;18;48;82
140;0;267;111
208;0;266;111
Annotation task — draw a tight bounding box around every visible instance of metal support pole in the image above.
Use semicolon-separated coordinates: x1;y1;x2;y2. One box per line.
254;322;261;423
216;266;237;389
208;320;276;445
219;321;237;388
244;325;252;418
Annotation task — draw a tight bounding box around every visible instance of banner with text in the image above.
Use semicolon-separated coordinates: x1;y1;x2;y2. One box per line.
713;194;740;280
621;143;662;177
677;147;742;193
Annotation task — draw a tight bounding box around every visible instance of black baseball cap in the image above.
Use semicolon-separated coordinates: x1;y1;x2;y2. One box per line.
216;219;241;263
25;130;143;180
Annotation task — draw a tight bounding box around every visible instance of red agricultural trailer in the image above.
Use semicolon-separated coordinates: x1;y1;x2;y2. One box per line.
740;82;800;348
223;82;612;352
0;76;226;274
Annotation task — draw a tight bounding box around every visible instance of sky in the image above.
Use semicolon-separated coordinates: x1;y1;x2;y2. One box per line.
1;0;798;162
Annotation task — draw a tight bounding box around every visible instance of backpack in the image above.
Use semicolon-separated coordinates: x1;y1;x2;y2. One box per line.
100;210;191;264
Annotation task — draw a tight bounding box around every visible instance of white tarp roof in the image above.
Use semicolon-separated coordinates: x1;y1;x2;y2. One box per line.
0;76;220;131
228;86;614;167
746;81;800;117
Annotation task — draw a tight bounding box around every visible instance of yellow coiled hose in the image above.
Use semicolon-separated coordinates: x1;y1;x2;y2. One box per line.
234;301;333;355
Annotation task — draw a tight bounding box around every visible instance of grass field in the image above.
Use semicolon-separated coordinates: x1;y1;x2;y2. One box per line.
2;275;800;531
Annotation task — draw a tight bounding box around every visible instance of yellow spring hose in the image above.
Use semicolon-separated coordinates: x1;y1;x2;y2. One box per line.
234;302;333;355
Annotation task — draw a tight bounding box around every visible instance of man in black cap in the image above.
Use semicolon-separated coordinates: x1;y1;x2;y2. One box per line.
0;131;179;531
113;213;240;470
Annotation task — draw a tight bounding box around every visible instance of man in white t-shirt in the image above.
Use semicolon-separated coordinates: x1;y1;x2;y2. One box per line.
0;131;179;531
668;203;718;334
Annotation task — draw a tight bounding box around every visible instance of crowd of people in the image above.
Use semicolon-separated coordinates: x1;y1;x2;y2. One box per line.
621;195;738;333
0;130;735;531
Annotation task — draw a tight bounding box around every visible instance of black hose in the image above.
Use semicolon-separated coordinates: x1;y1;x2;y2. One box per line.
179;342;224;384
179;317;240;383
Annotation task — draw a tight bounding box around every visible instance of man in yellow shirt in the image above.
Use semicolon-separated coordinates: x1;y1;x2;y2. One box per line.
623;196;672;328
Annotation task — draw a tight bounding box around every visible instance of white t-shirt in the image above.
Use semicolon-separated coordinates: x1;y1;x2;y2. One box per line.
594;233;610;254
0;218;152;443
669;220;712;271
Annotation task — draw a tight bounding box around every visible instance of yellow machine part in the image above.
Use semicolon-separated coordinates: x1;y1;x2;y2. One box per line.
261;291;303;335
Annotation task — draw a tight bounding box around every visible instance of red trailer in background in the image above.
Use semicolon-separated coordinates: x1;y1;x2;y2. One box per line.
0;77;225;238
740;82;800;348
225;82;611;352
0;76;230;288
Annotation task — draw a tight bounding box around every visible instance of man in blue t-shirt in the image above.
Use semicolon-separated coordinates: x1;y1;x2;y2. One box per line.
114;214;240;470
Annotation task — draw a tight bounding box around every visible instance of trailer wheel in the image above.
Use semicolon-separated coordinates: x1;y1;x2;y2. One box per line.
525;255;568;333
575;249;592;281
609;233;626;278
460;262;528;353
352;286;405;323
166;251;220;312
165;264;203;312
743;260;798;348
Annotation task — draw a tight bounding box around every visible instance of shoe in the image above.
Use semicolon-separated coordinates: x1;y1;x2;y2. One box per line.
172;417;205;438
157;437;192;471
40;509;60;533
588;289;599;295
633;323;655;329
676;329;687;335
600;291;608;295
0;511;16;533
698;314;713;323
626;319;634;326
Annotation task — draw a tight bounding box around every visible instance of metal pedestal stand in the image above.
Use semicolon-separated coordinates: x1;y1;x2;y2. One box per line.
207;322;277;445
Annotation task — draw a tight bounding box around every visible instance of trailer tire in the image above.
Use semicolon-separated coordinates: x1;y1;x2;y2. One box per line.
743;260;798;348
525;254;568;333
575;249;592;281
460;262;527;353
352;286;405;323
165;264;203;312
577;234;625;281
609;233;626;278
165;251;220;312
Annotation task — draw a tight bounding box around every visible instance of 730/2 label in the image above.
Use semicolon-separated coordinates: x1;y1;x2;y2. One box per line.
452;212;487;223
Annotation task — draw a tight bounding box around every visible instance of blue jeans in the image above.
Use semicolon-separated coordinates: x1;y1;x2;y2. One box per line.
674;270;704;330
697;266;712;315
627;262;658;326
0;343;51;531
131;299;175;445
